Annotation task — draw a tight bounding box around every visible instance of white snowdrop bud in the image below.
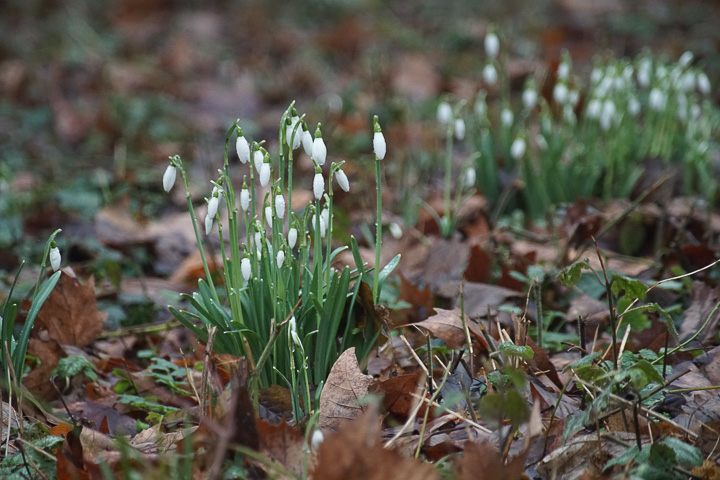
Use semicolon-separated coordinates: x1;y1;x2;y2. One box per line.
335;168;350;192
373;116;386;160
49;242;61;272
288;227;298;249
389;222;403;239
628;97;641;116
311;428;324;450
204;213;214;235
162;164;177;193
586;98;601;119
275;193;285;219
590;68;603;85
613;76;624;92
500;108;513;127
510;137;526;160
276;249;285;269
259;158;271;187
437;101;453;124
649;88;666;111
597;77;612;98
236;129;250;164
286;114;301;150
697;72;711;95
207;194;220;220
241;257;251;281
289;316;302;351
690;104;701;120
302;125;313;156
464;167;476;187
253;148;264;173
522;88;537;110
311;213;326;238
600;99;616;131
254;231;262;251
265;205;273;227
569;90;579;106
312;124;327;166
679;71;696;92
484;31;499;58
536;134;548;151
679;51;694;68
454;118;466;140
677;94;688;121
557;61;570;81
240;184;250;212
313;168;324;200
553;83;569;104
321;206;330;231
482;64;497;86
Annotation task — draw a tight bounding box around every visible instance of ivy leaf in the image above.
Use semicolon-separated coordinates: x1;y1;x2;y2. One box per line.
610;274;647;301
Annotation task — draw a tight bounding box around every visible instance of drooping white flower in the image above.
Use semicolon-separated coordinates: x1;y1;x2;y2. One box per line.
677;94;688;121
236;128;250;164
241;257;251;281
482;64;497;86
49;243;61;272
510;137;526;160
275;193;286;219
649;88;666;111
207;195;220;221
437;101;453;124
678;51;694;68
637;62;651;88
313;168;324;200
586;98;601;119
265;204;273;227
373;116;386;160
522;88;537;110
312;124;327;166
454;118;466;140
240;184;250;212
311;213;326;238
484;31;499;59
288;227;298;249
628;97;641;116
259;158;271;187
388;222;403;239
568;90;579;106
590;68;603;85
289;316;302;351
321;206;330;230
600;99;616;131
536;134;548;151
162;164;177;193
464;167;476;187
311;428;324;450
474;95;487;118
286;113;301;150
690;104;701;120
553;83;569;104
301;125;313;156
335;168;350;192
254;231;262;252
253;148;264;173
204;213;214;235
557;61;570;81
697;72;711;95
276;249;285;269
500;108;514;127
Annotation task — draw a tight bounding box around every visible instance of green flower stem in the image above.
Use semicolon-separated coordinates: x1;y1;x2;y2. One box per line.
443;123;453;236
34;228;62;298
372;156;382;304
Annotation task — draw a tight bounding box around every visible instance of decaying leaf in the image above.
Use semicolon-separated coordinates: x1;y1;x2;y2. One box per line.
368;372;427;419
319;347;374;431
312;402;438;480
409;307;487;350
256;419;306;477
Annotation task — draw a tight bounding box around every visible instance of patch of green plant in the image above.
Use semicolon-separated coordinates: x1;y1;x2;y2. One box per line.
0;434;64;480
52;355;98;383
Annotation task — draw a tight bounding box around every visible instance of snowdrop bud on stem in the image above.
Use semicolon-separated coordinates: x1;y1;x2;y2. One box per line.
240;180;250;212
276;249;285;269
510;137;526;160
311;428;324;450
697;73;711;95
236;126;250;164
454;118;465;140
301;122;313;156
241;256;251;282
483;64;497;86
678;51;693;68
649;88;666;111
204;214;214;235
288;227;298;249
335;167;350;192
264;203;273;227
312;123;327;166
207;192;220;220
522;87;537;110
259;155;271;187
501;108;513;127
286;112;301;150
600;99;616;131
373;116;386;160
484;31;499;59
253;145;264;173
437;101;452;124
464;167;476;187
162;164;177;193
275;191;286;219
553;83;568;104
313;165;324;200
289;316;302;351
49;241;61;272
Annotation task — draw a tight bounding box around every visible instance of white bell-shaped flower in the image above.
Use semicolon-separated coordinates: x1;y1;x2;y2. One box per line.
312;124;327;166
437;101;453;124
335;168;350;192
275;193;285;219
162;165;177;193
501;108;514;127
483;64;497;86
484;32;499;59
259;157;271;187
302;125;313;156
288;227;298;249
454;118;466;140
236;128;250;164
510;137;526;160
313;168;324;200
49;243;61;272
276;249;285;269
204;214;214;235
253;148;264;173
241;257;251;281
373;116;386;160
240;184;250;212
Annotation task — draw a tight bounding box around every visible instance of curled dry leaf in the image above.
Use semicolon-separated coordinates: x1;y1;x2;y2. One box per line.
409;307;487;350
319;347;374;431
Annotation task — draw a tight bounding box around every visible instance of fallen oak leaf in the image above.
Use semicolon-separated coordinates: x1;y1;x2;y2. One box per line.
406;307;488;350
319;347;374;431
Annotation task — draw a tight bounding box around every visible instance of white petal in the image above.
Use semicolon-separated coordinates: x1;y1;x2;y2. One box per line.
207;196;219;219
241;257;251;281
313;173;324;199
312;137;327;166
162;165;177;193
260;163;271;187
275;194;286;219
288;228;298;249
236;136;250;164
49;247;61;272
240;189;250;212
204;214;214;235
373;131;386;160
335;168;350;192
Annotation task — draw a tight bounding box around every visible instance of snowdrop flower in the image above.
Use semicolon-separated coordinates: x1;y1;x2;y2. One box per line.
563;105;576;124
373;116;386;160
677;94;688;121
275;192;285;219
311;428;324;450
204;214;214;235
286;111;301;150
557;58;570;81
388;222;403;239
484;31;499;59
301;123;313;156
162;164;177;193
241;256;251;282
474;94;487;119
207;191;220;219
510;137;526;160
312;124;327;166
649;88;666;111
586;98;601;119
236;127;250;164
522;87;538;110
254;231;262;252
678;51;694;68
697;72;711;95
437;101;453;124
321;205;330;231
311;212;326;238
253;146;264;173
259;155;271;187
276;249;285;269
464;167;476;187
240;181;250;212
569;90;579;107
600;99;616;131
536;134;548;151
637;61;651;88
265;204;273;227
553;83;569;104
482;64;497;86
590;68;603;85
335;167;350;192
690;104;701;120
313;166;324;200
679;71;696;92
49;242;61;272
500;108;513;127
288;316;303;351
454;118;466;140
288;227;298;249
622;65;634;81
628;97;641;116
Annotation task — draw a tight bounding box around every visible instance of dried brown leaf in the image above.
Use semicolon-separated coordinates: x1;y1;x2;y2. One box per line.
410;307;486;350
319;348;374;431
